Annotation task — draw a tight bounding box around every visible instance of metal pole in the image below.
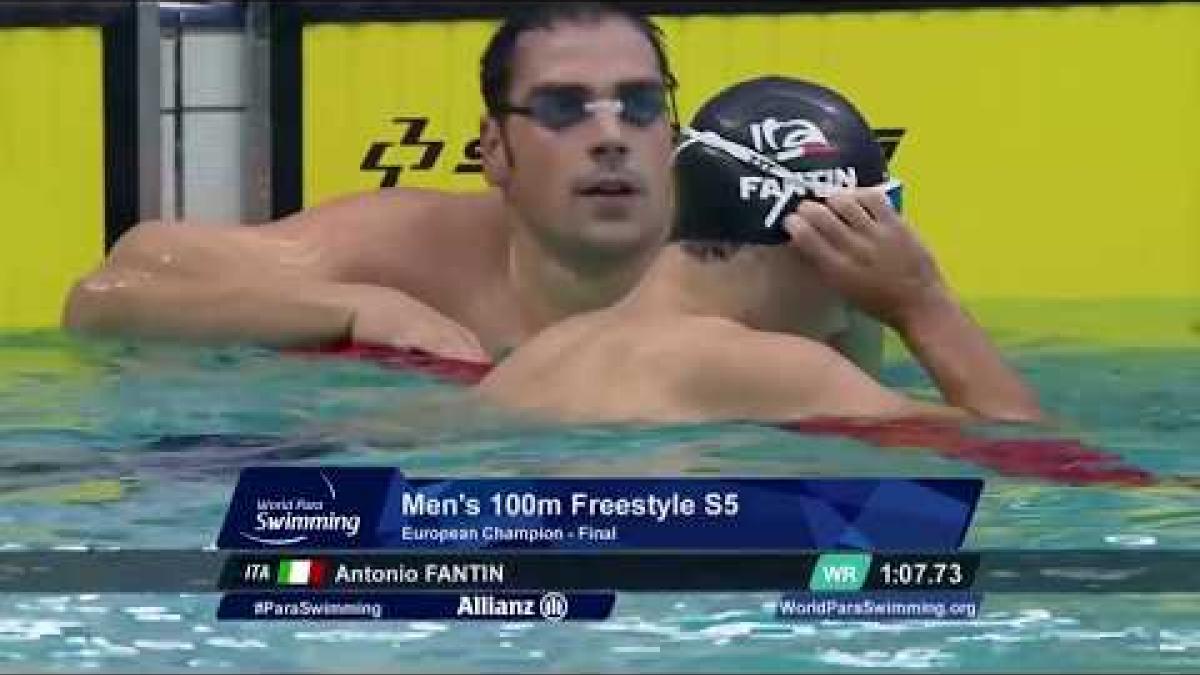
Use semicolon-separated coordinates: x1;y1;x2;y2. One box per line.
135;0;162;222
243;1;273;224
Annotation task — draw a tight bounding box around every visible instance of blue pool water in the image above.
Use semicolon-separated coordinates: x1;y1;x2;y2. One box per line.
0;331;1197;672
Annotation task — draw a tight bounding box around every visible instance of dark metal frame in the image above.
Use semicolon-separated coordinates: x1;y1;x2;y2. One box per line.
270;3;304;218
161;0;245;29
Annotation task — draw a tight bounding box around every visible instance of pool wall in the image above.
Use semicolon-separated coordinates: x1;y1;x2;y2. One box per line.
1;2;1197;345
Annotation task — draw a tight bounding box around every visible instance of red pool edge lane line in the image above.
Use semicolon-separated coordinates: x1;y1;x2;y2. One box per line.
780;418;1158;488
285;342;1160;488
284;340;493;386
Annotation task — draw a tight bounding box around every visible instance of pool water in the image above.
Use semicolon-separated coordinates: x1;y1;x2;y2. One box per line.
0;330;1197;672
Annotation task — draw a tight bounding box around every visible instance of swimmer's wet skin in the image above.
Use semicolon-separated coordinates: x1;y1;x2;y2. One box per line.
476;76;1043;425
294;344;1168;488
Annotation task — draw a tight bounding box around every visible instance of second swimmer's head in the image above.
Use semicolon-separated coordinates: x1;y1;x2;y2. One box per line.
672;76;897;247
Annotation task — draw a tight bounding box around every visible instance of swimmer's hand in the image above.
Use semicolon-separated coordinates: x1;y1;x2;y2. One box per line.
348;293;489;363
783;186;946;329
785;187;1043;423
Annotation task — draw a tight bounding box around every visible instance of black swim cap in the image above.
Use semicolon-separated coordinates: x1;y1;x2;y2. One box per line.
673;76;888;245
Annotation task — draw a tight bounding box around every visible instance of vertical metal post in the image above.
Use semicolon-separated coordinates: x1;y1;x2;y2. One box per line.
135;0;162;222
243;1;273;223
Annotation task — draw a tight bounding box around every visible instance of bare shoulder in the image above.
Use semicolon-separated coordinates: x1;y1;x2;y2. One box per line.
273;187;504;243
661;316;841;383
104;187;505;269
259;187;507;286
662;318;903;421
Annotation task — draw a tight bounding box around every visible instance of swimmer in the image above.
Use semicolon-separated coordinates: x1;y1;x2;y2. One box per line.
62;3;881;370
477;77;1043;424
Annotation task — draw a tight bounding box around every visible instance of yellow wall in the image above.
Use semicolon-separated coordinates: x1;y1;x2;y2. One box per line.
663;4;1199;300
0;7;1190;341
304;20;497;199
0;28;105;329
304;3;1198;307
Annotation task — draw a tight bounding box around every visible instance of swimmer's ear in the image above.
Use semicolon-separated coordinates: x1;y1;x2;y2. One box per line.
480;115;511;187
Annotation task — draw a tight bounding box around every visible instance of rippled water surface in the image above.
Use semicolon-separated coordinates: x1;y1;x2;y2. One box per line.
0;332;1197;672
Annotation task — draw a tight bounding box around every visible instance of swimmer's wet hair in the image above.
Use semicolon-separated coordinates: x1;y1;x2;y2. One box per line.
480;3;677;118
678;241;746;262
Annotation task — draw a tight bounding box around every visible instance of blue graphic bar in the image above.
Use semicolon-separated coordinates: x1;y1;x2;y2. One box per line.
217;468;982;551
217;591;615;621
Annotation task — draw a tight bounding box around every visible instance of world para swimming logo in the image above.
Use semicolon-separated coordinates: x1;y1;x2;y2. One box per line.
217;467;392;549
241;470;360;545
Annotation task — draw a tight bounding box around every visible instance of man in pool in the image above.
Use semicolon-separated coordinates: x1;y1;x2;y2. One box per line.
476;77;1043;423
62;3;881;370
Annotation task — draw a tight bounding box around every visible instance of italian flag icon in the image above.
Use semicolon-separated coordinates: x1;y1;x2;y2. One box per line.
277;559;328;587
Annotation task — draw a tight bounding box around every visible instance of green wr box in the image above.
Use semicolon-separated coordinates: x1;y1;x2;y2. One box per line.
809;553;872;591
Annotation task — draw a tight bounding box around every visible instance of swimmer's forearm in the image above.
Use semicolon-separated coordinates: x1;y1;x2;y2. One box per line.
894;289;1043;423
63;274;357;346
65;275;487;359
830;310;884;378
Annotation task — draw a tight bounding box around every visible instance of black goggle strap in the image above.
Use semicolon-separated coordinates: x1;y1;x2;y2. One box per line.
667;84;681;142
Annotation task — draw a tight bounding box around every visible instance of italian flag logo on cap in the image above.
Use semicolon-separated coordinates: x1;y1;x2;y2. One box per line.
277;559;328;587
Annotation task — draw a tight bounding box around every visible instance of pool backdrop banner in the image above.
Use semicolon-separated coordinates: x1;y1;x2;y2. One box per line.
216;467;982;551
295;4;1199;304
0;26;105;328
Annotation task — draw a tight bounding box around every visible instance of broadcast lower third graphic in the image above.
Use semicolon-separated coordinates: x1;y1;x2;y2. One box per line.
275;558;328;587
217;592;615;621
538;592;569;622
777;593;983;621
1;550;1195;594
810;553;871;591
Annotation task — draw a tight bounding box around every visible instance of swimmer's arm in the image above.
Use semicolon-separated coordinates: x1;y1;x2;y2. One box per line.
829;309;884;379
63;221;344;344
65;265;457;350
754;298;1045;424
64;229;486;359
783;190;1043;423
65;269;485;359
889;287;1042;423
63;190;489;358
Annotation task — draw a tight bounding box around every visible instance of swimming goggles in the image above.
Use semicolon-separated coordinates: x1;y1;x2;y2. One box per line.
497;82;673;131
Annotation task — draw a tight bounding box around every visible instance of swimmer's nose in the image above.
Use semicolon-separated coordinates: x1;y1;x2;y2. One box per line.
589;137;629;168
584;101;629;167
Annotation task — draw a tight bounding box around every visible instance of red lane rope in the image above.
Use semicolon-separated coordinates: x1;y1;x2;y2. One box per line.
288;342;1159;487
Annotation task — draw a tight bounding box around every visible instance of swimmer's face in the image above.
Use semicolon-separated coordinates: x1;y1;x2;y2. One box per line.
481;18;674;263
